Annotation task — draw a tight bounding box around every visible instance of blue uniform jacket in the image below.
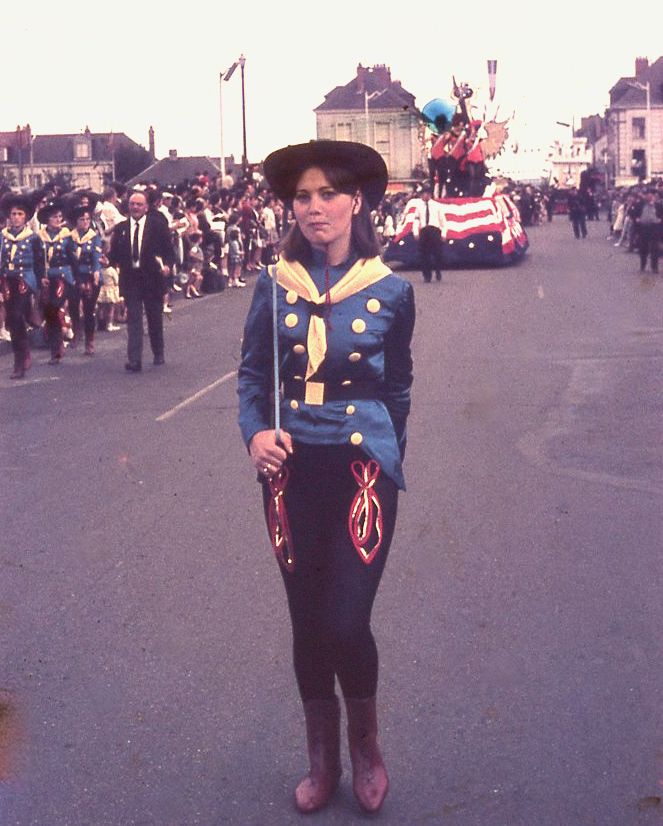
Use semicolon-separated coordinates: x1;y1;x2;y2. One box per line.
40;227;77;285
238;251;415;489
71;228;103;281
0;226;46;293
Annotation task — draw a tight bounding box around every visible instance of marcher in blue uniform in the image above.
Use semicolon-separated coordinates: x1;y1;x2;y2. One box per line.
0;193;45;378
69;205;103;354
38;200;78;364
238;141;415;814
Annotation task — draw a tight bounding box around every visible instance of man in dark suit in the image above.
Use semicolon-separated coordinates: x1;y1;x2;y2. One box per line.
109;190;175;371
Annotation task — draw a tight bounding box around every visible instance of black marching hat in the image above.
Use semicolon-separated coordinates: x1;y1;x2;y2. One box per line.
37;198;66;225
263;140;388;210
0;191;36;220
70;204;94;223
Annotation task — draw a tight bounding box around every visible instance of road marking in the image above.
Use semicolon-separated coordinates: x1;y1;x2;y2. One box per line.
517;358;663;497
3;376;61;388
156;370;237;421
537;285;545;299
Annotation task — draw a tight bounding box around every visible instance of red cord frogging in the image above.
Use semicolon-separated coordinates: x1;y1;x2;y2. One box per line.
348;460;383;564
268;466;295;572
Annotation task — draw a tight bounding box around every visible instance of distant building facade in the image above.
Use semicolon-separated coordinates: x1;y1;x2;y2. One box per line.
604;56;663;186
126;150;237;188
315;64;423;187
0;126;148;191
547;136;593;188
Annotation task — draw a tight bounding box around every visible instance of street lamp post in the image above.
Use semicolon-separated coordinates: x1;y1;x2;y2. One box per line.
239;54;248;177
364;90;381;148
219;56;246;182
645;79;652;180
219;72;226;179
625;79;652;180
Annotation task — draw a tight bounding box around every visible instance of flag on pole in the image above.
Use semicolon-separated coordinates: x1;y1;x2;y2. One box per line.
487;59;497;102
223;62;239;81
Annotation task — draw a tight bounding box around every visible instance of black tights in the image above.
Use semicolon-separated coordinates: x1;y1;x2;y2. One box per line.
262;443;398;702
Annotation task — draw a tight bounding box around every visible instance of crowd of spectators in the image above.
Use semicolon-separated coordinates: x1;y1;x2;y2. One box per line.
2;169;661;348
0;170;290;345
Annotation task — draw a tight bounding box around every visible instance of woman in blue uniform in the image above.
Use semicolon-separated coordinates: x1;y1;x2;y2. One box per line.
38;200;78;364
238;141;415;814
0;193;45;378
69;205;103;355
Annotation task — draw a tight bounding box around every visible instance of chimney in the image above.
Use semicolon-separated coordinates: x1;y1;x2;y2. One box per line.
168;149;177;159
372;64;391;89
356;63;367;93
635;57;649;79
149;126;155;158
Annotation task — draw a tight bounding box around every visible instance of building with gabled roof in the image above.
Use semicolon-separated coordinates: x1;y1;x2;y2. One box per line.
125;150;237;188
0;126;148;191
604;56;663;185
315;64;424;186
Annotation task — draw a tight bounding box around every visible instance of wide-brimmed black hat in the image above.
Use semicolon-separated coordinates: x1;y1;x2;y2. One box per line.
70;204;95;223
66;189;100;214
263;140;388;209
37;198;66;225
0;191;36;220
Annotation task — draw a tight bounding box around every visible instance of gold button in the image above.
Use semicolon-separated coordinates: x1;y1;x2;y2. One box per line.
366;298;380;313
348;352;361;363
286;290;298;304
341;379;352;386
290;399;299;410
293;343;306;354
285;313;298;328
346;405;356;415
350;432;363;446
352;318;366;334
293;374;303;381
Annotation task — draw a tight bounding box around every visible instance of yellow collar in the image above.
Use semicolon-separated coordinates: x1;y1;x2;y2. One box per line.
71;228;97;245
272;255;391;380
2;225;33;243
39;227;70;244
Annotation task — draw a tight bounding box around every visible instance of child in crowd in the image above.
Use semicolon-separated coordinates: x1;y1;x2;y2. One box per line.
97;252;122;331
227;225;246;288
0;290;10;341
185;230;205;298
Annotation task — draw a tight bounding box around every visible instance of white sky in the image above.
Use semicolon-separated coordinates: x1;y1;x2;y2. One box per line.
3;0;663;176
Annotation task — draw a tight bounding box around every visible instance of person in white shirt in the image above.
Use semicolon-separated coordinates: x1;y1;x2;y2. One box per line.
98;186;126;244
412;185;445;282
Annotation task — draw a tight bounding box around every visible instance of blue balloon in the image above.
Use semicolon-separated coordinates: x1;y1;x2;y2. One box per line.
421;98;457;134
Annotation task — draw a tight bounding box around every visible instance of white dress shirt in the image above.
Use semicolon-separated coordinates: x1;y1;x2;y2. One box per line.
413;198;446;236
130;215;146;267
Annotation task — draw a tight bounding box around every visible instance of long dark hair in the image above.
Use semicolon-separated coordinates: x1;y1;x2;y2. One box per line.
279;164;382;263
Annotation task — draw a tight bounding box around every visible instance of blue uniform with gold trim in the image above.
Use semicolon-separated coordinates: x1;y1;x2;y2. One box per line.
0;226;45;293
71;228;103;281
238;250;415;489
40;227;77;284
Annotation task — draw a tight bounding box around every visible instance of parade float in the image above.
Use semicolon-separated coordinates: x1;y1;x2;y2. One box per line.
384;67;529;268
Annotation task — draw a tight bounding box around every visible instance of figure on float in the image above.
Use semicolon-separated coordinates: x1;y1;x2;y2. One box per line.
422;77;509;198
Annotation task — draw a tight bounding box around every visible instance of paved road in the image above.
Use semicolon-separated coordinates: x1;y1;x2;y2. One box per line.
1;218;662;825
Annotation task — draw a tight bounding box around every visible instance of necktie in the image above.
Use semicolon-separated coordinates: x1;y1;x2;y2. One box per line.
425;202;430;227
132;221;140;264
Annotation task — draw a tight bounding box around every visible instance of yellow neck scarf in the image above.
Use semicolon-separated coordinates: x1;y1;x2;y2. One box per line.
2;225;33;261
272;255;391;380
39;227;70;263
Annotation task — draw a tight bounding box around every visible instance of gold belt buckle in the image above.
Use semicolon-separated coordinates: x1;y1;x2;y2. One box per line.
304;381;325;405
8;263;15;271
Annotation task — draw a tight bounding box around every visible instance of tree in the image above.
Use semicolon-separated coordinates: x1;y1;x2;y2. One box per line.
44;170;74;193
113;145;152;183
0;171;17;189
